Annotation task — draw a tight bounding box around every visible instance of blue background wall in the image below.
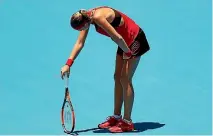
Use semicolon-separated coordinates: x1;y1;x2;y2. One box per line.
0;0;212;135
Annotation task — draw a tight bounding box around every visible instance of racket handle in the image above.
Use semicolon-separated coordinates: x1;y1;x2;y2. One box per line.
64;72;69;88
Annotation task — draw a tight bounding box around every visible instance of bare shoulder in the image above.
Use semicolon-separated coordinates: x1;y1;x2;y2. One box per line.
93;7;114;20
92;8;104;21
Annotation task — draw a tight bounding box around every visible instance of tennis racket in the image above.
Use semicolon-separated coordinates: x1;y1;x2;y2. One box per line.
61;73;75;134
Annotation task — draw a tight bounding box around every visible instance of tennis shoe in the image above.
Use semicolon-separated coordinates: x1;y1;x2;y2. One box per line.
108;119;134;133
98;116;120;129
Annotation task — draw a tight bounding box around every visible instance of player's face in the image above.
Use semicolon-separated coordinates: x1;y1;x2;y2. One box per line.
78;22;90;31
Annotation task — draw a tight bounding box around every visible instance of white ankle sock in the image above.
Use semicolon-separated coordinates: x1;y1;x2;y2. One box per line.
113;115;121;119
123;119;131;123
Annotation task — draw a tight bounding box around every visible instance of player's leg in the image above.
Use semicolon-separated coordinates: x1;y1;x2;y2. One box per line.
121;57;141;121
113;54;125;116
98;49;124;129
108;57;141;133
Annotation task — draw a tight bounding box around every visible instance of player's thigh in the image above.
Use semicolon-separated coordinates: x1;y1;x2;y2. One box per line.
121;57;141;82
114;54;125;80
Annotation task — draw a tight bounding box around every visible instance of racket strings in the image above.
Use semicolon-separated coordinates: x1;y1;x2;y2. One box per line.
63;102;73;131
65;109;72;123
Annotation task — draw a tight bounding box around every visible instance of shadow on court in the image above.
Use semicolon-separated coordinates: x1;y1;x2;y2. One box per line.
72;122;165;135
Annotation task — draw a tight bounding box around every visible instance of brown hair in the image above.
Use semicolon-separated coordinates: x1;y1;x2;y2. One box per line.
70;10;90;30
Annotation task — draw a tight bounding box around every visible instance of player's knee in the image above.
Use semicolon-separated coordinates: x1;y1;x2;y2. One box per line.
114;73;121;82
120;75;132;85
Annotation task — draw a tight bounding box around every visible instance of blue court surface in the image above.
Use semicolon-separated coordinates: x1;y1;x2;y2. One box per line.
0;0;212;135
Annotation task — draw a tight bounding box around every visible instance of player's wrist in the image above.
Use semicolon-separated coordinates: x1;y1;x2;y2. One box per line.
65;59;74;67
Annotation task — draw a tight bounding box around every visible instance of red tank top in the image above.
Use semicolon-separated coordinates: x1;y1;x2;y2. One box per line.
91;6;140;46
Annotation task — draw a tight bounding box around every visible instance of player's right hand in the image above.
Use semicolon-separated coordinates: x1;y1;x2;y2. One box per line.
61;65;70;79
123;50;133;60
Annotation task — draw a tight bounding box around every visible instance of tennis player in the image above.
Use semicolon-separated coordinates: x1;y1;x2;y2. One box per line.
61;6;150;133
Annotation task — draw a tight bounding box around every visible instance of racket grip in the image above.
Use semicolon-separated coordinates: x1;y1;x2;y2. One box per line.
64;72;69;87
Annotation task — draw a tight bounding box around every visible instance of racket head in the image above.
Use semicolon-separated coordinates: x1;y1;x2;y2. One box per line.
61;88;75;134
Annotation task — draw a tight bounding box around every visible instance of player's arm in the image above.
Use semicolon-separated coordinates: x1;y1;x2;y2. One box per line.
68;28;90;61
92;13;131;53
61;27;89;79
